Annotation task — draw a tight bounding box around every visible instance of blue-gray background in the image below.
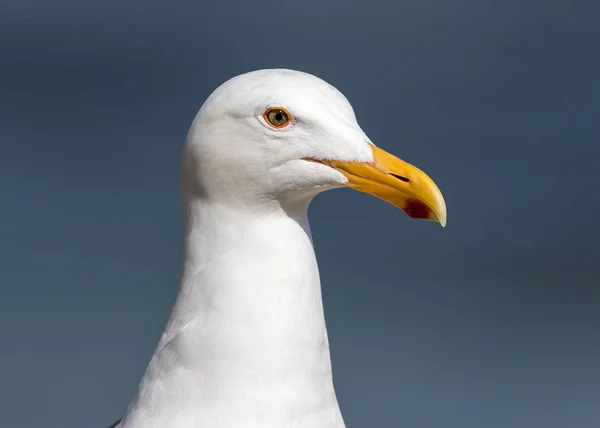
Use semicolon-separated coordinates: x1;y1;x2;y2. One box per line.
1;1;599;427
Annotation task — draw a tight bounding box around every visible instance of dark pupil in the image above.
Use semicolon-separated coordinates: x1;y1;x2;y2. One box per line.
274;111;284;122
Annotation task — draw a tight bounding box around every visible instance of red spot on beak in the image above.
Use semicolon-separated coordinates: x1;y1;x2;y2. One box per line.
404;199;432;220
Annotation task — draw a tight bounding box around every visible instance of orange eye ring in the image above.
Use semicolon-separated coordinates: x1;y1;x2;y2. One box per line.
263;107;292;128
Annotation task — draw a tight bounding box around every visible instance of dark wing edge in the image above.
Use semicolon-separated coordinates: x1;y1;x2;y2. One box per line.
108;418;122;428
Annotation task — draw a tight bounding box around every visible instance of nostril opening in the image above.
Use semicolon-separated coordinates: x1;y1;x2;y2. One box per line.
391;173;410;183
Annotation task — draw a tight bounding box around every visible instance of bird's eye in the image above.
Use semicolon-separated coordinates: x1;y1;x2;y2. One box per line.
264;107;292;128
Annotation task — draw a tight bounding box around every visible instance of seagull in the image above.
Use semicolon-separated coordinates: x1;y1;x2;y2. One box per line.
110;69;446;428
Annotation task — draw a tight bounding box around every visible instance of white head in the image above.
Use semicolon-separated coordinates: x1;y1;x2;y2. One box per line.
183;69;446;225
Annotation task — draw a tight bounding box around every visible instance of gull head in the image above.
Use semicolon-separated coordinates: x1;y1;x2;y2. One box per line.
183;69;446;226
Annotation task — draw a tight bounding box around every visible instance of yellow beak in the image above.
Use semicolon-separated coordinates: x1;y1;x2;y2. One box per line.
318;144;447;227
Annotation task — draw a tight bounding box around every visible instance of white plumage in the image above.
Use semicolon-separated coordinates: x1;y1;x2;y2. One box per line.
114;69;446;428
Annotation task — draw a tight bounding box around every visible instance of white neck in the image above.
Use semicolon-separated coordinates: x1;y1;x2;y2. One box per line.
120;196;345;428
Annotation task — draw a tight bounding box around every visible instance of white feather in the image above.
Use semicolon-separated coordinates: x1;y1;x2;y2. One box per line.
118;69;376;428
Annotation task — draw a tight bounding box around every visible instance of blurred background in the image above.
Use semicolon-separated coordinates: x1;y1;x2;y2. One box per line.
1;1;599;427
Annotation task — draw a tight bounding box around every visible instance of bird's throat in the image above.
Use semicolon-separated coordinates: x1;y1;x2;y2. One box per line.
120;200;345;428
